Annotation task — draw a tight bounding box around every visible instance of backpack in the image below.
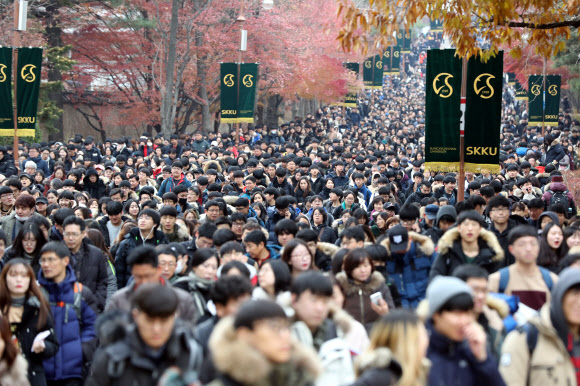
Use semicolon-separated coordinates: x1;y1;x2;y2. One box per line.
41;282;83;326
498;266;553;293
548;189;569;208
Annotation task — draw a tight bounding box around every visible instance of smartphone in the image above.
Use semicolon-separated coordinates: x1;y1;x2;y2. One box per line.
370;292;383;305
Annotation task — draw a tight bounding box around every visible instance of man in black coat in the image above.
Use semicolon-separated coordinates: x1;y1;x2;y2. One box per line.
63;216;111;312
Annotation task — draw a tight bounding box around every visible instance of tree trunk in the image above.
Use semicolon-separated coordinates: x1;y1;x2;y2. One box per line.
46;21;63;142
265;94;282;128
291;100;298;121
195;31;210;133
160;0;180;136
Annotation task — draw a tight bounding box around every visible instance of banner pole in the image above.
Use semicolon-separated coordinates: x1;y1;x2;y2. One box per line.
542;57;546;138
389;47;393;86
458;56;467;202
12;0;20;171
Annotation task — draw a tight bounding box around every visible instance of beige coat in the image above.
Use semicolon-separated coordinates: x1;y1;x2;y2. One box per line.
499;305;576;386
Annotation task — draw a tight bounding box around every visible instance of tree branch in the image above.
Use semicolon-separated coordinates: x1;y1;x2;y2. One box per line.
507;18;580;29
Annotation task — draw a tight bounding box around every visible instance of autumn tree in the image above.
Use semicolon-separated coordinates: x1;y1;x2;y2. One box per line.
336;0;579;59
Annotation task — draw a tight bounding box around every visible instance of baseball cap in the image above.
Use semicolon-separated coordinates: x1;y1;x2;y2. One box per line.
388;225;409;254
425;204;439;220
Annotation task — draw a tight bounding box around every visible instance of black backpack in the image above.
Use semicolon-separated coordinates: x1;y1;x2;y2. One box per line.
548;189;569;208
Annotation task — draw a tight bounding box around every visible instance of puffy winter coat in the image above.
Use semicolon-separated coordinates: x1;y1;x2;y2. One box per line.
114;227;169;288
82;168;107;200
380;232;436;308
312;223;337;244
426;321;505;386
11;296;59;386
39;266;98;381
544;139;565;165
0;152;17;178
0;212;45;246
86;321;203;386
71;238;111;312
429;228;504;281
158;174;192;196
542;181;577;217
335;271;395;332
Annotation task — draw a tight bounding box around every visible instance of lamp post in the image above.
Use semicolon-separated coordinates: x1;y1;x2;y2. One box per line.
13;0;27;170
234;0;272;148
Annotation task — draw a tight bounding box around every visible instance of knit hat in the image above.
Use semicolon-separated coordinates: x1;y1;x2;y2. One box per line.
551;175;564;183
426;276;473;317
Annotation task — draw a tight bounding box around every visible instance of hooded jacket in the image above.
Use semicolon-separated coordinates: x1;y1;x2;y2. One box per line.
207;317;320;386
86;320;203;386
82;168;108;200
536;211;561;230
114;227;169;288
0;151;17;177
335;271;395;332
158;173;192;196
380;232;436;308
421;205;457;247
429;228;504;281
545;139;565;164
499;268;580;386
426;321;505;386
38;265;98;381
542;181;576;216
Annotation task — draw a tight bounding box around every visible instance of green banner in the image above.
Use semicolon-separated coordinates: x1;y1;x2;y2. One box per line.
425;49;462;172
0;48;12;130
544;75;561;127
220;63;238;123
13;47;42;136
344;62;359;107
238;63;258;123
464;52;503;174
363;56;382;89
506;72;516;85
528;75;543;126
397;29;412;53
383;46;401;75
220;63;258;123
430;19;443;32
515;79;527;100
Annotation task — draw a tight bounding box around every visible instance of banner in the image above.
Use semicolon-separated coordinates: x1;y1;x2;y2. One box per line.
237;63;258;123
344;62;359;107
10;47;43;136
0;48;12;130
544;75;561;127
363;55;382;89
528;75;561;127
506;72;516;85
464;52;503;174
220;63;258;123
515;79;527;100
430;19;443;32
383;46;400;75
425;49;462;172
397;29;412;53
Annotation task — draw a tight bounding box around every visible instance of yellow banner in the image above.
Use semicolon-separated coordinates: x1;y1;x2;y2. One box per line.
0;129;35;136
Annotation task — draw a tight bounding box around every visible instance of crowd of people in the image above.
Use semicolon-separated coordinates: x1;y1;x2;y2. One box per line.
0;33;577;386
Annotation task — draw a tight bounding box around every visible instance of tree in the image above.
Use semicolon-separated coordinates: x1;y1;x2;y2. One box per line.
336;0;579;59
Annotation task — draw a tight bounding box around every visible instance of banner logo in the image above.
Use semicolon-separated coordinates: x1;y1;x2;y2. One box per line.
21;64;36;83
397;32;402;39
548;85;558;96
473;73;495;99
405;32;410;39
0;64;6;82
384;51;390;58
433;73;454;98
376;60;382;69
364;61;372;68
394;51;399;58
531;84;541;96
242;74;253;87
223;74;235;87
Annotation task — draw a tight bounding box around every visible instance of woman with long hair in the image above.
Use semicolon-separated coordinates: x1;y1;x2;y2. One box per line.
538;222;565;272
311;207;338;244
123;199;140;221
109;221;137;258
0;259;59;385
334;191;361;219
281;239;315;279
353;310;429;385
251;202;268;226
294;177;313;210
2;224;48;276
371;212;390;238
86;229;117;305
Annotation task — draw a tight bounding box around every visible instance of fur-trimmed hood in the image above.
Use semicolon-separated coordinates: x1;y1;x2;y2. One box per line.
317;241;340;258
486;295;510;319
354;347;402;377
335;271;385;295
0;355;29;386
203;160;222;174
436;227;504;263
380;231;435;257
209;317;321;386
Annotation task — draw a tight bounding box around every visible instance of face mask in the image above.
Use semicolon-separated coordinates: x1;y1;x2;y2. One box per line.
178;197;187;206
147;142;152;147
175;259;184;275
15;214;30;222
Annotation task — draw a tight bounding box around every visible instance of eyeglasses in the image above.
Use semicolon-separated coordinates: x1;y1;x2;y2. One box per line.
22;239;36;245
401;220;416;226
159;261;176;268
63;232;82;238
40;257;59;265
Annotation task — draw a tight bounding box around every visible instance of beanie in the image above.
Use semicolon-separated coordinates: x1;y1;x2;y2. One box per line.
426;276;473;317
